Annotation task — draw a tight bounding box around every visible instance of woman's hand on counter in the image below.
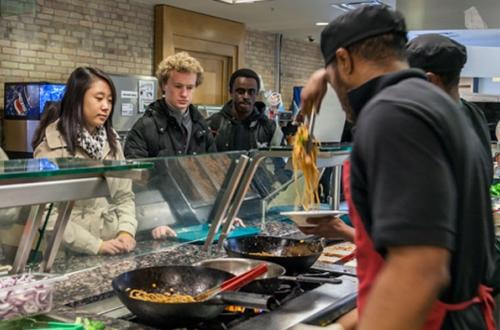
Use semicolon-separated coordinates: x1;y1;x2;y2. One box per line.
152;225;177;240
117;232;137;252
99;238;126;255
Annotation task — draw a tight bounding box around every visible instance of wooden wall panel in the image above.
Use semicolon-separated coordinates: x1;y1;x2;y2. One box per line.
154;5;245;77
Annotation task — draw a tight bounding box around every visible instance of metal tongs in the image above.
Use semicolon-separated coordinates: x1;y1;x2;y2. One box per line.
305;108;317;154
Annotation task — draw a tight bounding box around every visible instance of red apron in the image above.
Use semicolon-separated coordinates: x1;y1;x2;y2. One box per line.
342;159;495;330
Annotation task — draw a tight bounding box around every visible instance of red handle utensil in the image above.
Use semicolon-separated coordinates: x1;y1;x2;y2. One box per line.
194;263;268;302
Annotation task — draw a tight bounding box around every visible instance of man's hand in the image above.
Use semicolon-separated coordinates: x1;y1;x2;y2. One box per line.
299;216;355;242
117;232;136;252
99;239;126;255
300;68;328;116
358;246;450;330
152;225;177;240
227;217;246;229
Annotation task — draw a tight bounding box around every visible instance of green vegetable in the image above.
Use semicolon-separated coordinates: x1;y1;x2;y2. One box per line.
74;318;105;330
491;183;500;196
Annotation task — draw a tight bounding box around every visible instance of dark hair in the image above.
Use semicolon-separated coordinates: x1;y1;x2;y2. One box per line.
435;70;461;93
229;68;260;92
32;101;61;150
335;32;407;64
57;66;118;156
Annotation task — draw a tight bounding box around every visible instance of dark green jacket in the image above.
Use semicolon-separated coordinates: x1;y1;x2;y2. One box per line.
207;101;282;151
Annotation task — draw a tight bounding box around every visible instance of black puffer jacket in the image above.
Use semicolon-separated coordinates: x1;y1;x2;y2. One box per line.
207;101;281;151
124;99;216;158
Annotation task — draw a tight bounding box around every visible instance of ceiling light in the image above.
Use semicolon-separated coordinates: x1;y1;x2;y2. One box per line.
332;0;386;12
316;22;329;26
213;0;268;4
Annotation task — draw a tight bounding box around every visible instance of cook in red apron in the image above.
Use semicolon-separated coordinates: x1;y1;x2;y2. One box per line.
342;159;495;330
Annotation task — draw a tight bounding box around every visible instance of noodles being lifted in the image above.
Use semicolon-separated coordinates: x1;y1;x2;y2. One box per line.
292;124;320;211
128;288;195;303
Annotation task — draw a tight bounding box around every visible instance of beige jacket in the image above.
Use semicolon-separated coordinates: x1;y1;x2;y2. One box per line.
0;148;24;228
34;121;137;255
0;147;8;160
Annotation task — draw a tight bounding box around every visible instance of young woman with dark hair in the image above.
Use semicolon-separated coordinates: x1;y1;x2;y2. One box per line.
34;66;137;255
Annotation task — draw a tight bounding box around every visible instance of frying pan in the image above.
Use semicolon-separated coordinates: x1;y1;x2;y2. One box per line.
112;265;276;328
223;236;324;275
196;258;341;294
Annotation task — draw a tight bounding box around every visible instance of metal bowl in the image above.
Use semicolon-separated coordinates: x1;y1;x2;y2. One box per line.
195;258;286;280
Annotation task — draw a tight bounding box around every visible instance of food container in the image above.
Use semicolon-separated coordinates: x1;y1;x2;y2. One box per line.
0;273;64;320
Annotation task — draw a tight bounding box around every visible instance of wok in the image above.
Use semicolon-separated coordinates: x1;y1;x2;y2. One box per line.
223;236;324;275
112;265;277;328
196;258;341;294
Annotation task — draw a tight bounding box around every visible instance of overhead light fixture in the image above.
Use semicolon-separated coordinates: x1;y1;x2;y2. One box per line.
492;77;500;83
213;0;268;4
332;0;387;12
316;22;329;26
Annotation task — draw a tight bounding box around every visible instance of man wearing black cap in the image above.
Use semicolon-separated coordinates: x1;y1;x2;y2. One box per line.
406;34;491;157
300;5;495;330
207;68;282;151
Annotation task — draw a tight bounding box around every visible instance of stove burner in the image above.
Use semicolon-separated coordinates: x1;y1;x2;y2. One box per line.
122;269;343;329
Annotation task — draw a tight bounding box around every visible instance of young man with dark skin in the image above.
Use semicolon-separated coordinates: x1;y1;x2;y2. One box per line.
298;5;495;330
207;68;282;151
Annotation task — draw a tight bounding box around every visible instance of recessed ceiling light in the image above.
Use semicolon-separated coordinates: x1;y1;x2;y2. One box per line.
332;0;386;12
213;0;269;4
316;22;329;26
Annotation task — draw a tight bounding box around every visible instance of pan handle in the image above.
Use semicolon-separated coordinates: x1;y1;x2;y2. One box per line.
210;291;280;311
279;275;342;285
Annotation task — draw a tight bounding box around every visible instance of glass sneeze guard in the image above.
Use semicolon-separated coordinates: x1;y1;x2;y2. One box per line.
0;158;153;274
0;158;152;182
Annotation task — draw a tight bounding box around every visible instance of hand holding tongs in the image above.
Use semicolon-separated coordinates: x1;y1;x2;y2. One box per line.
194;263;268;302
305;107;317;154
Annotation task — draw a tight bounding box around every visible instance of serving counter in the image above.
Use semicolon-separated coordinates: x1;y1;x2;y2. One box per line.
0;158;152;274
0;148;357;329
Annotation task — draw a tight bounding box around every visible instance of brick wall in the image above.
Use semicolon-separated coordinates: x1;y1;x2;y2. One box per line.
0;2;321;112
280;38;323;109
245;29;323;109
245;30;276;94
0;0;155;108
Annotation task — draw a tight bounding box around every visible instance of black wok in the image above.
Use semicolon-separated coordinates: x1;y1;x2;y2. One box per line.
223;236;324;275
112;265;277;328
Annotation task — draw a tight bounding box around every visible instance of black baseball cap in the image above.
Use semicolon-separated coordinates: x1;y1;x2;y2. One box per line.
406;34;467;73
320;5;407;66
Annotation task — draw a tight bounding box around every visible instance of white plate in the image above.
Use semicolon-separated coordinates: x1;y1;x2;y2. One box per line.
280;210;348;227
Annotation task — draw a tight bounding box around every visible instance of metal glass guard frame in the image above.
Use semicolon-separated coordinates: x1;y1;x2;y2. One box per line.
203;154;250;251
0;170;146;274
204;149;351;252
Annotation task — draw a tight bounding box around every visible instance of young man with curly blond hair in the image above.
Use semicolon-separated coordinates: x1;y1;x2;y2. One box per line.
125;52;215;158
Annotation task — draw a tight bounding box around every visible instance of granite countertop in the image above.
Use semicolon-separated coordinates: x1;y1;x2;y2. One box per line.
47;219;303;329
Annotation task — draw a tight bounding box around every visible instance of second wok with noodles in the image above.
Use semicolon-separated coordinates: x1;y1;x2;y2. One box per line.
224;236;324;275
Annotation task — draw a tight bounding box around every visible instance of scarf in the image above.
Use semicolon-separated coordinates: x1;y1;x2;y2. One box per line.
77;126;107;159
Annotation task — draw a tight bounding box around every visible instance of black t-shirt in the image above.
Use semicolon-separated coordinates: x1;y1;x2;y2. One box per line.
460;98;492;162
348;69;495;329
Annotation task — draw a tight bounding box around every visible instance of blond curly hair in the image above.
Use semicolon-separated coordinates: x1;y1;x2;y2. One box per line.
156;52;204;88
